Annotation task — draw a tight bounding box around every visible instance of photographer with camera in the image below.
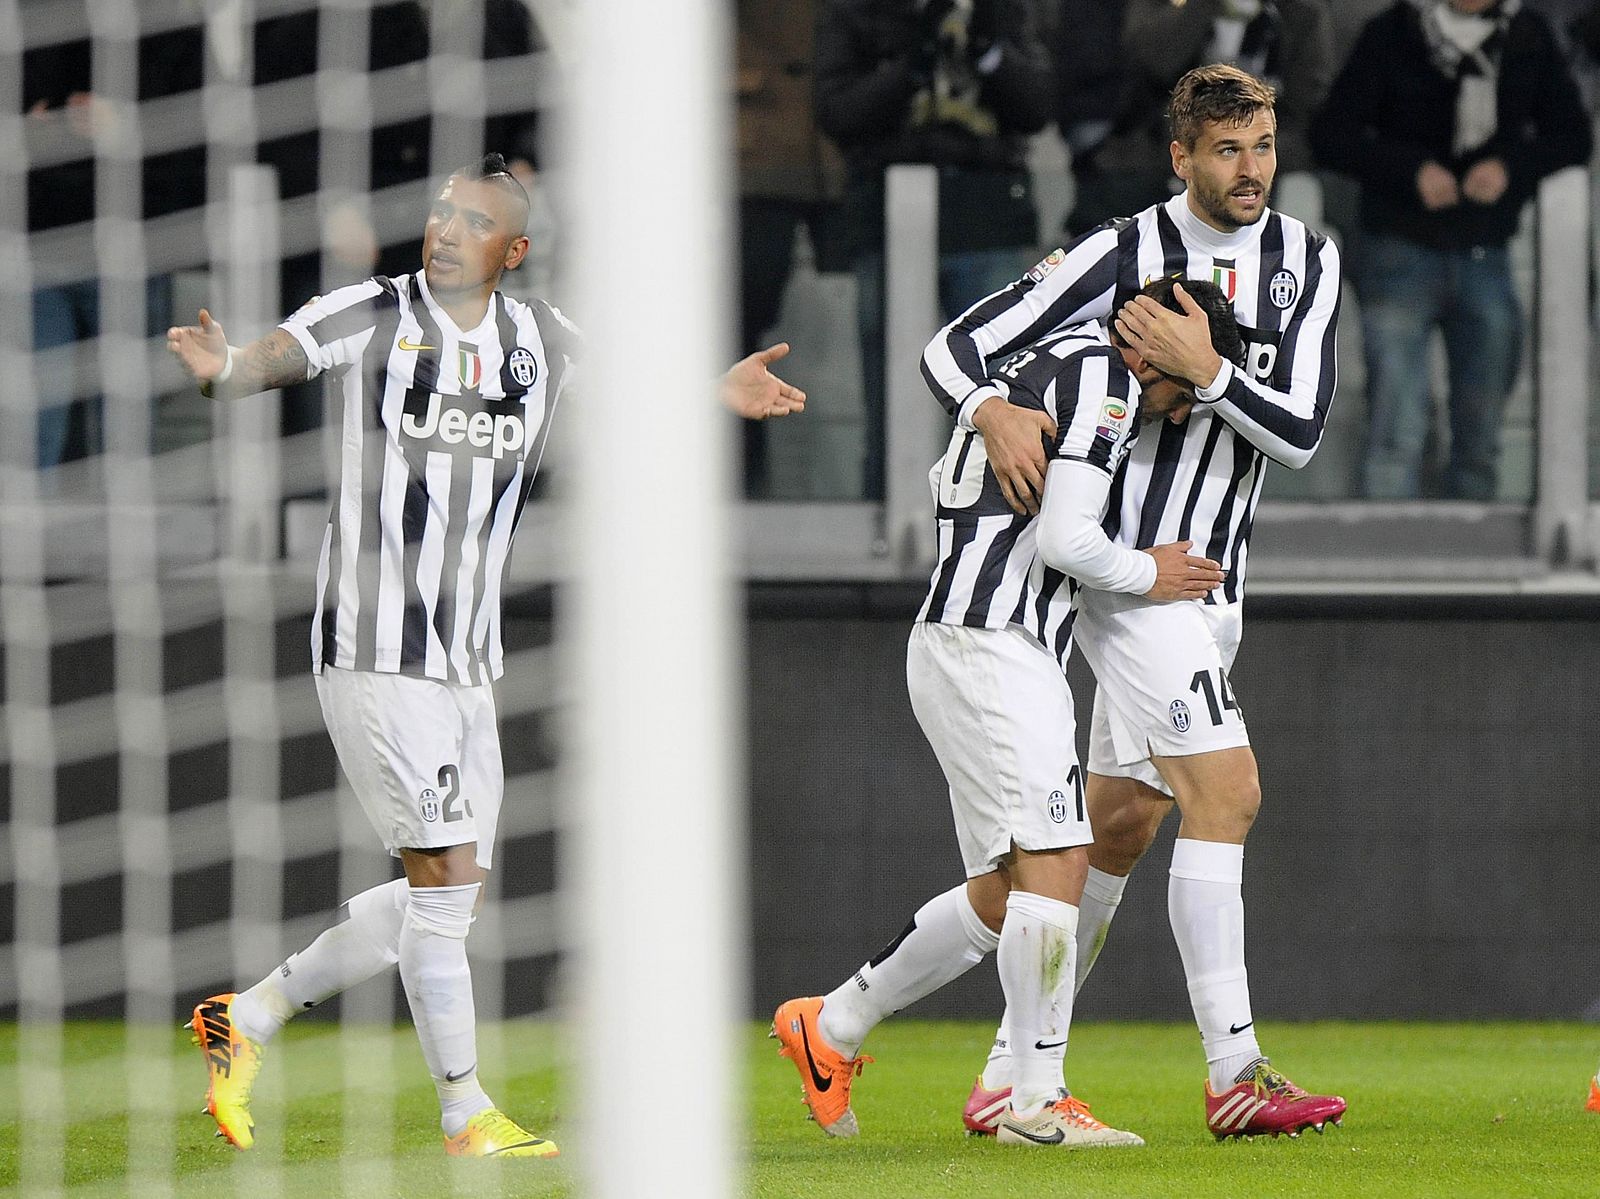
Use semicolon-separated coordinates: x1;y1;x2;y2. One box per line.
815;0;1053;499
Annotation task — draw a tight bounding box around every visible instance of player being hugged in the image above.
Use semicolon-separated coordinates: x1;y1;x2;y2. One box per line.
773;278;1230;1149
169;154;570;1159
927;65;1348;1141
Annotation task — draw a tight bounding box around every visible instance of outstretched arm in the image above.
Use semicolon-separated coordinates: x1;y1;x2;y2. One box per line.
720;342;807;420
167;308;310;400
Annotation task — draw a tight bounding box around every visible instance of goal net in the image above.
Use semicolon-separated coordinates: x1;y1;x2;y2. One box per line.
1;2;738;1194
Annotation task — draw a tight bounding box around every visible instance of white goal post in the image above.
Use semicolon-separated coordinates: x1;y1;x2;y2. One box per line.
567;2;744;1197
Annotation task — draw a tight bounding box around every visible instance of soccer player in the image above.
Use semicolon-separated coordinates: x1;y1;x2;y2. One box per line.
168;153;572;1158
922;65;1348;1140
773;279;1231;1148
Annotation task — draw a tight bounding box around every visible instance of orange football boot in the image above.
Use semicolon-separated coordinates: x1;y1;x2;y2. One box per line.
771;996;872;1137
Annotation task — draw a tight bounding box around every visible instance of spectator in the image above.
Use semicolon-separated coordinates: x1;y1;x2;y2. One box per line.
737;0;845;495
1064;0;1333;234
1570;0;1600;50
815;0;1053;500
255;1;544;435
1556;0;1600;107
1312;0;1591;500
24;11;203;467
1318;0;1394;249
1326;0;1398;67
1040;0;1135;235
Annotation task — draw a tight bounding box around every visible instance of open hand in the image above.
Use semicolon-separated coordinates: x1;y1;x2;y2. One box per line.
721;342;807;420
1115;283;1224;390
166;308;229;383
1142;539;1225;601
971;394;1055;515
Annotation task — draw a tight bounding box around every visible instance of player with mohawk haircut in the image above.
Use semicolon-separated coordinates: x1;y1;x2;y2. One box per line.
170;152;567;1158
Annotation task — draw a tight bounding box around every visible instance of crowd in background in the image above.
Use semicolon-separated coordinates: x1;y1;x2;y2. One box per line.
20;0;1600;505
739;0;1600;502
22;0;543;465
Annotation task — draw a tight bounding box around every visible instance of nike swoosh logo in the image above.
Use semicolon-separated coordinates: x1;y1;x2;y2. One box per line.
1034;1039;1068;1051
445;1062;476;1082
1229;1021;1254;1035
397;336;437;351
797;1020;832;1093
1004;1122;1065;1145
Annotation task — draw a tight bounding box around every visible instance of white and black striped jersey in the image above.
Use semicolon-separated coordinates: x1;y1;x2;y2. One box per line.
917;323;1141;662
280;272;578;686
922;193;1340;604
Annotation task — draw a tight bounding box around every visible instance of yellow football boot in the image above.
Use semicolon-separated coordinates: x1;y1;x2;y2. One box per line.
443;1107;560;1158
186;993;264;1150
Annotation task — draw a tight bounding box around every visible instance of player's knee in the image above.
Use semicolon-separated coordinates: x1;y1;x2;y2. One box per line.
1222;775;1262;837
965;871;1009;932
401;842;482;889
1088;803;1165;875
404;883;480;940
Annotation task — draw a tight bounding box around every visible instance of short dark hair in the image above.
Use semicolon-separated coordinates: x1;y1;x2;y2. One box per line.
1115;276;1245;368
454;152;528;200
1167;63;1276;150
448;152;531;233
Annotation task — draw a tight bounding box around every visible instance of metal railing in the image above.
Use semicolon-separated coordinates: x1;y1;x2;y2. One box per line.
13;155;1599;594
734;162;1600;593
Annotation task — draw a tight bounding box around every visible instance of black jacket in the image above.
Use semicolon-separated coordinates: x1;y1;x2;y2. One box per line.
1121;0;1333;175
1311;1;1591;250
25;24;205;232
813;0;1053;177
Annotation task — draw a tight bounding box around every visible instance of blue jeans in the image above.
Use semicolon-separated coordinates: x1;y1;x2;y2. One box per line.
32;275;173;467
1356;234;1523;500
856;247;1036;500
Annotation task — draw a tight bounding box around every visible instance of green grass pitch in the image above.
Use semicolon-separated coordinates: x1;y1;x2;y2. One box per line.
2;1019;1597;1197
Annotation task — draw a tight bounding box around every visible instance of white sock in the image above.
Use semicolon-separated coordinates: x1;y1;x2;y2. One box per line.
980;867;1124;1094
231;877;409;1045
400;883;492;1135
1169;839;1262;1091
980;1022;1011;1092
1074;866;1128;994
996;891;1079;1117
818;884;999;1057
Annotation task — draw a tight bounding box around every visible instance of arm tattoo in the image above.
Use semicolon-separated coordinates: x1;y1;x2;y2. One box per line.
226;328;311;398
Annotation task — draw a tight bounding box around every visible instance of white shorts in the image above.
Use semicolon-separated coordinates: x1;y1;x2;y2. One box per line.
907;622;1092;878
314;665;504;870
1075;591;1248;798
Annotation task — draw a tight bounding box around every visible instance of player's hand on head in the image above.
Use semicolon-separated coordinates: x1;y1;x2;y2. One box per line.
721;342;807;420
1141;539;1225;602
971;395;1054;516
1116;290;1222;390
166;308;230;381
